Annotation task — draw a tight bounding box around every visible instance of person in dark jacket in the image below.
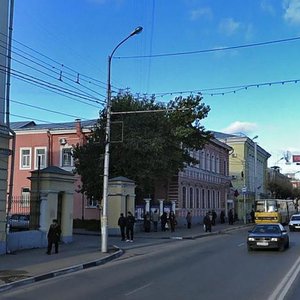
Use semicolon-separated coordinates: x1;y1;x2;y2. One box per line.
126;211;136;242
143;212;151;232
161;212;168;231
118;213;126;241
220;210;225;224
203;213;212;232
169;211;177;232
186;211;192;229
46;219;61;255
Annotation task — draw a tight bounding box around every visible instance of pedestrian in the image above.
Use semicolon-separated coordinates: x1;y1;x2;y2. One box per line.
203;212;212;232
126;211;135;242
161;212;168;231
250;209;255;223
152;209;159;232
228;209;234;225
144;212;151;232
46;219;61;255
169;211;177;232
186;211;192;229
212;210;217;226
118;213;126;241
220;210;225;224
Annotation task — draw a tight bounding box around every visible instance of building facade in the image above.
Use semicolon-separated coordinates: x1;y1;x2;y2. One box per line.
8;119;99;221
213;132;271;222
154;137;232;225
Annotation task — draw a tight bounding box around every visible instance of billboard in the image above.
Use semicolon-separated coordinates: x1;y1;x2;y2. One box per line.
292;155;300;163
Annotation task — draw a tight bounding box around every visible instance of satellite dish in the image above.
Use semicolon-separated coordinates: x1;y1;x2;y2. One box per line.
284;151;292;165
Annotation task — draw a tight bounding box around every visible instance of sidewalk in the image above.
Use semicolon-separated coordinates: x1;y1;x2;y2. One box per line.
0;221;251;292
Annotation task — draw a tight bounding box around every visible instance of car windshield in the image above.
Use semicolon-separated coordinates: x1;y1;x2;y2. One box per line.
291;216;300;221
252;225;281;234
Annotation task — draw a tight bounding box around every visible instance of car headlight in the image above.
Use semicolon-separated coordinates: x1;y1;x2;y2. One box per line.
248;237;255;241
271;238;278;241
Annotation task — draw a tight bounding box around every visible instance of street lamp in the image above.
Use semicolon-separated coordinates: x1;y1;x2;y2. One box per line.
252;135;258;201
101;26;143;253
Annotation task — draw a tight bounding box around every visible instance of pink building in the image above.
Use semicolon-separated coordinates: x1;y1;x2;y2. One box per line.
8;119;99;220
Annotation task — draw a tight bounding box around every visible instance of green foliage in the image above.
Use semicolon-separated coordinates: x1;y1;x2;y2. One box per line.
72;92;211;203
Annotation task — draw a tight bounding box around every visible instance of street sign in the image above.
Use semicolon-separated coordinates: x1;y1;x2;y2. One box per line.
242;186;247;193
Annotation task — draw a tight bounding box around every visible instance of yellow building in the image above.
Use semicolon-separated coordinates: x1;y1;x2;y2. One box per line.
213;132;271;223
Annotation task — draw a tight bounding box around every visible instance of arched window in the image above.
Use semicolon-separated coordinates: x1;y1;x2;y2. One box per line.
207;190;210;209
189;187;194;208
182;186;187;208
196;188;200;208
202;189;205;208
206;152;210;171
211;154;215;172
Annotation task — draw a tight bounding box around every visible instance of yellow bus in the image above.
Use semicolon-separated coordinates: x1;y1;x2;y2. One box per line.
254;199;296;225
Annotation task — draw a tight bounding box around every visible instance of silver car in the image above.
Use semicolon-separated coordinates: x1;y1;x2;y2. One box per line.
288;214;300;231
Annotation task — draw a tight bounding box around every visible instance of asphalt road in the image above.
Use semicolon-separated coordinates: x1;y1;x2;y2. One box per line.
3;227;300;300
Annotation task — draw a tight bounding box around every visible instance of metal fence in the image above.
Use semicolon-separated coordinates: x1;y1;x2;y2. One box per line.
7;195;40;229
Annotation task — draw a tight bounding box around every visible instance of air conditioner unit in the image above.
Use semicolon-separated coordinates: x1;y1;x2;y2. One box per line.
59;138;67;145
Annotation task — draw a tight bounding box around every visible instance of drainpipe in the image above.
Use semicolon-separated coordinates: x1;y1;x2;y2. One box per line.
5;0;15;253
47;130;52;166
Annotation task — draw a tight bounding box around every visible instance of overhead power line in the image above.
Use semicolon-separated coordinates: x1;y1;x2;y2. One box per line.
116;36;300;59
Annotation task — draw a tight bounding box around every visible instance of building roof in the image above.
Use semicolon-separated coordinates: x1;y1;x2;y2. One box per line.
10;119;97;131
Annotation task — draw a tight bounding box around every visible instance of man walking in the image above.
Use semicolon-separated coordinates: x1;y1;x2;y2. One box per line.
126;211;136;242
118;213;126;241
152;209;159;232
46;219;61;255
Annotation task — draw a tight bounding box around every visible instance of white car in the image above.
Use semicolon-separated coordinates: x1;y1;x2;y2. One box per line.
288;214;300;231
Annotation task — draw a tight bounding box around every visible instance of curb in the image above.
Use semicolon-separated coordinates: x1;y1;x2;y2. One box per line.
0;246;123;293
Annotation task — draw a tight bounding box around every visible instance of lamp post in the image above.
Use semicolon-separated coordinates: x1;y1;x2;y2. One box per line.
252;135;258;201
101;26;143;253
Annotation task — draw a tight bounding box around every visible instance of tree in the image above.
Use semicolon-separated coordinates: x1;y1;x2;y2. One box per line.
72;92;211;203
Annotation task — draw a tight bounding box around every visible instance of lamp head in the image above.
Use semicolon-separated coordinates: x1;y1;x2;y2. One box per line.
252;135;258;140
131;26;143;36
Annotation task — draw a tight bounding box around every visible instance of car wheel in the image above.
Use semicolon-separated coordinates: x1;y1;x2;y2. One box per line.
247;245;253;252
279;243;285;252
290;227;294;232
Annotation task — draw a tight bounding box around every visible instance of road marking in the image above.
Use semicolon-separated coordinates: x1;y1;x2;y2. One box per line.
125;282;153;296
238;242;245;247
268;255;300;300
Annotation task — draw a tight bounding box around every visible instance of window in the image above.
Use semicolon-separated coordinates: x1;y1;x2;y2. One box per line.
196;188;200;208
20;148;31;169
202;189;205;208
62;147;73;167
21;187;30;207
87;196;98;208
182;187;187;209
35;147;47;169
207;190;210;208
189;187;194;208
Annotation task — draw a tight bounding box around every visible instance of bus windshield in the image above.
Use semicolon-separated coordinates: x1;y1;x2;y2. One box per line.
255;200;278;212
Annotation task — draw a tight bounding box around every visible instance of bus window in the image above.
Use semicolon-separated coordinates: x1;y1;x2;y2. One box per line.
267;200;277;212
255;201;265;212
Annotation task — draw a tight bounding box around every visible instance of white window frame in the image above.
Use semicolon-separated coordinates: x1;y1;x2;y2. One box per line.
61;146;73;168
21;187;30;207
34;147;47;170
20;147;32;170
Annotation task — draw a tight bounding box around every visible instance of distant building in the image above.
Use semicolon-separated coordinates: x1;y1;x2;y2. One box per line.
213;132;271;221
154;136;232;224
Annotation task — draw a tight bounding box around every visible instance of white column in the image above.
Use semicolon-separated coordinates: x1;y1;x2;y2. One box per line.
39;194;48;232
159;199;164;215
144;198;151;213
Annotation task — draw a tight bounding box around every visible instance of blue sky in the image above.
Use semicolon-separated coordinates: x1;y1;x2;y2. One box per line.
8;0;300;174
